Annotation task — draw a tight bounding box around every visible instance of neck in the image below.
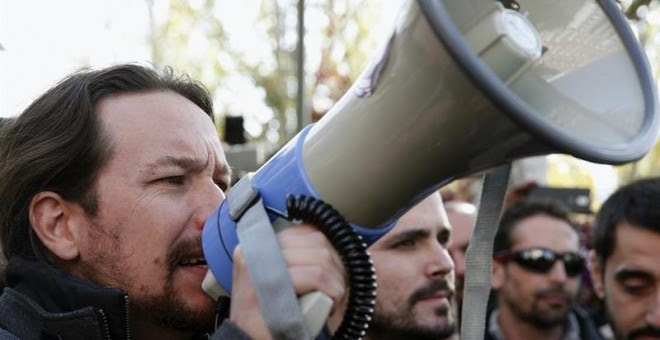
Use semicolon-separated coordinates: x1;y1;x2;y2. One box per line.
496;305;565;340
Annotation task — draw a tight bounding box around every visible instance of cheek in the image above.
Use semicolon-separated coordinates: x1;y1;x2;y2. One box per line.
566;278;582;294
372;256;418;305
503;271;537;298
605;283;647;329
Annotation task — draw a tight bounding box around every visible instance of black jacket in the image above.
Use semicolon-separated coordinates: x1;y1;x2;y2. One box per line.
0;257;249;340
484;305;604;340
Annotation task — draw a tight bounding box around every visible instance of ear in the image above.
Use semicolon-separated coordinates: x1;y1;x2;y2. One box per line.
491;259;506;290
589;250;605;299
29;192;85;261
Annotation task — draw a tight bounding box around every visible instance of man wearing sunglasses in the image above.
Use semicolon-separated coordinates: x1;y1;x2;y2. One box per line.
487;199;602;340
590;178;660;340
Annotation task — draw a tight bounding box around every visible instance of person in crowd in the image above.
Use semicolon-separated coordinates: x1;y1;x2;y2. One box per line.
446;200;477;318
590;177;660;339
0;64;348;339
363;191;458;340
488;199;602;340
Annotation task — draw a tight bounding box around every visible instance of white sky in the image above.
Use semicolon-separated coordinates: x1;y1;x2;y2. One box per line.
0;0;153;117
0;0;399;118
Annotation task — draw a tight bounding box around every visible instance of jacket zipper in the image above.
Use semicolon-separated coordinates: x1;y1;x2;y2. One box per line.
123;294;131;340
96;308;112;340
95;294;131;340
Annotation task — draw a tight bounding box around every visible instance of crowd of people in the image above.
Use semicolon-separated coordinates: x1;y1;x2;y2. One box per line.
0;63;658;340
442;178;660;340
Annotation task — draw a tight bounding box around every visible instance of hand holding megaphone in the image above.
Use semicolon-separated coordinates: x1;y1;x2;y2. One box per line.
227;225;348;339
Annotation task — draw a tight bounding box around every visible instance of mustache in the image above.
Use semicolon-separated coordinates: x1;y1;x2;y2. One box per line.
628;326;660;339
408;279;454;307
168;235;203;270
534;285;572;299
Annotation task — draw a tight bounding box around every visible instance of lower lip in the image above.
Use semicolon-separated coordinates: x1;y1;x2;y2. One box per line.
420;295;449;305
179;264;209;279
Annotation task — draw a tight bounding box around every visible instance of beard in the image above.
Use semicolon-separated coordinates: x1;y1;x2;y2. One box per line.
129;236;215;334
503;285;574;328
79;224;214;334
368;279;456;340
605;304;660;340
129;273;214;334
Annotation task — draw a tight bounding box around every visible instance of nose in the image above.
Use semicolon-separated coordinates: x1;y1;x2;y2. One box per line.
451;250;466;280
192;179;226;230
646;290;660;327
548;260;568;283
425;242;455;278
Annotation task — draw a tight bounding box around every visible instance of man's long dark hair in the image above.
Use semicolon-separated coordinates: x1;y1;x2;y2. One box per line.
0;64;214;261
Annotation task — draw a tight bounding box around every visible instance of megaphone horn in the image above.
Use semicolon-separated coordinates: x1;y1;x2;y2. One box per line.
202;0;659;335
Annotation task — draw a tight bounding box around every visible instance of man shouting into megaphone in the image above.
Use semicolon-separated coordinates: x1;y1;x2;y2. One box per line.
0;64;349;340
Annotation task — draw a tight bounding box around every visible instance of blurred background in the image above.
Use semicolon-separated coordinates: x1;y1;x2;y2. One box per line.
1;0;659;210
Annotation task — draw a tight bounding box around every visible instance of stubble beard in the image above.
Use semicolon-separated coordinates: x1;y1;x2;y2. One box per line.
368;280;456;340
130;270;215;335
503;285;574;329
604;300;660;340
80;222;214;335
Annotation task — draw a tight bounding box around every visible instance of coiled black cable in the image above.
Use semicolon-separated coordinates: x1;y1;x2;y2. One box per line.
286;195;377;340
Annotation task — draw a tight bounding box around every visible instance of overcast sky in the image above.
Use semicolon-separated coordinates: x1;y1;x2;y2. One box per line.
0;0;155;117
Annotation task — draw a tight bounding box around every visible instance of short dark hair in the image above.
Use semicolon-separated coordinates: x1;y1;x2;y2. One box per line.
0;64;214;261
494;198;575;254
592;178;660;266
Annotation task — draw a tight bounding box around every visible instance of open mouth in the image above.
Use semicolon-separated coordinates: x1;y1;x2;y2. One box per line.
178;256;208;266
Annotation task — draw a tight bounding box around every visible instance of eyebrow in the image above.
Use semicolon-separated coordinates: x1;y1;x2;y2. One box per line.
146;155;232;180
146;155;207;172
614;268;654;282
387;229;429;245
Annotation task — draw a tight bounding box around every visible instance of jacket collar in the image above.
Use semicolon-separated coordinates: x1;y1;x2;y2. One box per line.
5;256;130;340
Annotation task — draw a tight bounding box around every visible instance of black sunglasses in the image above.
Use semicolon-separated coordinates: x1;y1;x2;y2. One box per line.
493;247;586;277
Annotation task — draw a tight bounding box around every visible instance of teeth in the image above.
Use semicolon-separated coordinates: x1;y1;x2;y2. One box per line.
180;256;207;266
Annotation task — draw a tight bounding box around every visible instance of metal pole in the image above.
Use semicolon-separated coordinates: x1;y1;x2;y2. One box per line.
296;0;305;132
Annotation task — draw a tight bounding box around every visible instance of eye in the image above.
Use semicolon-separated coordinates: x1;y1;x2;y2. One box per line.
393;239;417;249
214;179;229;192
621;279;653;296
437;230;450;245
160;176;185;185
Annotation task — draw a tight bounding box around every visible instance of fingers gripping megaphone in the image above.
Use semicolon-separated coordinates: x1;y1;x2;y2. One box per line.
202;0;659;337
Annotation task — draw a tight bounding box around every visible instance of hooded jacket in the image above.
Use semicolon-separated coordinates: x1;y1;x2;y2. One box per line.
0;257;249;340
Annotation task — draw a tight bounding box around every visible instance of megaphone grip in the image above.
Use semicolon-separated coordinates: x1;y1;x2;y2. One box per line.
286;195;377;339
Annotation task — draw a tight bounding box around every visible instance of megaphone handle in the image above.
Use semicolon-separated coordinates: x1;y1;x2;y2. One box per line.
234;195;314;339
299;291;334;337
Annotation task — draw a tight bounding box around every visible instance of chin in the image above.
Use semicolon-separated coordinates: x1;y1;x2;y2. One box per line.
183;287;215;306
172;280;215;309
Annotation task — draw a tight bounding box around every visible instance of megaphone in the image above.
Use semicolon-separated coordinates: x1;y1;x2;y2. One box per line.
203;0;658;334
